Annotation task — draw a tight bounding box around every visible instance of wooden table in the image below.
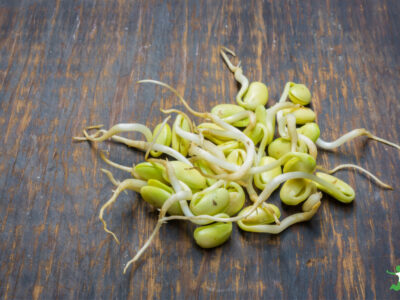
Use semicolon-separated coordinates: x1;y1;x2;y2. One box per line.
1;0;399;299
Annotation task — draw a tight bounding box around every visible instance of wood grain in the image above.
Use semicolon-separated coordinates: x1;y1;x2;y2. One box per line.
0;0;399;299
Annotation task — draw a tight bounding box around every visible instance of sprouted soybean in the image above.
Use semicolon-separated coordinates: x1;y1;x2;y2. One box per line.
73;47;400;274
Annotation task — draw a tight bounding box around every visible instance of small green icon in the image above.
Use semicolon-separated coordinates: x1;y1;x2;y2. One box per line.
387;265;400;291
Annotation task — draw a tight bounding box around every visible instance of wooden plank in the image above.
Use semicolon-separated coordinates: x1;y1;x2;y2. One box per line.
0;0;399;299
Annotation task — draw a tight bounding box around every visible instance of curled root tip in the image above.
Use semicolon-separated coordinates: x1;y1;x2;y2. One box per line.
100;216;120;244
220;47;240;72
384;184;393;190
137;79;206;118
123;263;131;274
221;46;236;56
123;258;138;274
109;231;120;245
326;163;393;190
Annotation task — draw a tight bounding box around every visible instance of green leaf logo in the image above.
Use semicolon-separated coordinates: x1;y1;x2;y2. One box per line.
387;265;400;291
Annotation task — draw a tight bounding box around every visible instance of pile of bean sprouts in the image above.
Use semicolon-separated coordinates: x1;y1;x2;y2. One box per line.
74;47;399;274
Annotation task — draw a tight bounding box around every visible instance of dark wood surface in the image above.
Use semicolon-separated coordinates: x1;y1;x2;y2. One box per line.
1;0;400;299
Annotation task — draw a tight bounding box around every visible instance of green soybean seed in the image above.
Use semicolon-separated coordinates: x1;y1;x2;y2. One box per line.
150;122;172;157
242;82;269;110
268;137;307;159
193;220;232;248
254;156;282;190
162;161;207;191
147;179;174;194
283;107;316;125
238;205;281;226
211;104;249;127
197;122;228;145
193;160;217;186
315;172;355;203
280;178;316;205
190;188;230;216
283;153;316;173
297;123;320;142
223;182;245;216
246;123;264;145
226;149;247;166
140;183;183;215
134;162;166;183
288;83;311;105
217;140;244;155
